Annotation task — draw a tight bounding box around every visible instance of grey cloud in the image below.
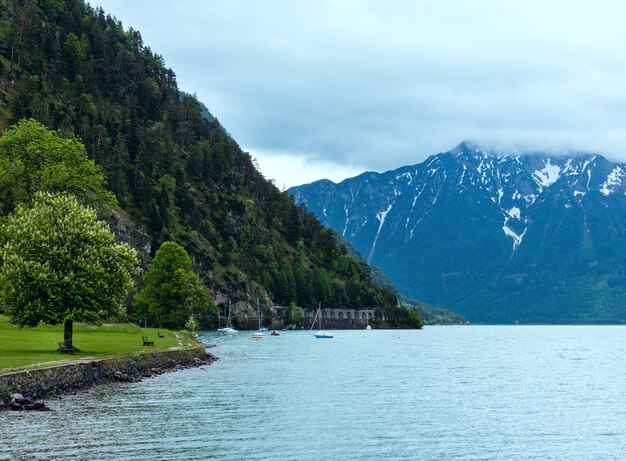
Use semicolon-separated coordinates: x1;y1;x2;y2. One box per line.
93;0;626;183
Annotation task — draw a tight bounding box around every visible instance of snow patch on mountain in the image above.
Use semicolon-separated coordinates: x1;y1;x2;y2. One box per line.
368;202;394;263
396;172;412;183
342;204;350;236
376;204;392;229
406;191;420;228
533;159;562;189
507;207;521;219
599;167;625;196
524;194;537;205
405;184;429;237
503;224;525;250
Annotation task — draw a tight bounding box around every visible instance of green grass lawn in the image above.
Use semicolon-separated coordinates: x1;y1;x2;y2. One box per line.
0;316;195;373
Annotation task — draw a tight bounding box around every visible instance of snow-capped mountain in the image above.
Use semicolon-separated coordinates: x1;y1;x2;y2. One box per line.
289;142;626;323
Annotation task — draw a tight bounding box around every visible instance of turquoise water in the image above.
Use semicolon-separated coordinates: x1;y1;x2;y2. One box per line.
2;326;626;460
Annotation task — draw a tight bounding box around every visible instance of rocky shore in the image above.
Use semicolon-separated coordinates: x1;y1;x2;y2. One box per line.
0;345;216;411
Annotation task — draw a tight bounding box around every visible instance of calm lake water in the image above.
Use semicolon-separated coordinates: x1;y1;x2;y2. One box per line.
2;326;626;460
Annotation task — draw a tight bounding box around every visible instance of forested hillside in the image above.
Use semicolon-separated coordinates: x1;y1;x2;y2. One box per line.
0;0;412;324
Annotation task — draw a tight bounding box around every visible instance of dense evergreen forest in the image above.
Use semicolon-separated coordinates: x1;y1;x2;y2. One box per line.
0;0;419;326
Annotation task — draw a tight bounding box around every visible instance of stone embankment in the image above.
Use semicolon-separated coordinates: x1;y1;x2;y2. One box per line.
0;345;216;411
7;393;50;411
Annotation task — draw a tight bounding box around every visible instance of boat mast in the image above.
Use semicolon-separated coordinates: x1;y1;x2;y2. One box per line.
227;299;231;327
318;302;322;331
310;307;318;331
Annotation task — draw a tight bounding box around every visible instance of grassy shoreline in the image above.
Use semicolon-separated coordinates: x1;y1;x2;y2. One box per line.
0;316;194;374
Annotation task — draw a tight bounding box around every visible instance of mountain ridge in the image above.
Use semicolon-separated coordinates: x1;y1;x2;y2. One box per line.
290;142;626;324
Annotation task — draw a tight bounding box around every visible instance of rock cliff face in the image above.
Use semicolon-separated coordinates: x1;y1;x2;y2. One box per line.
212;290;276;327
290;142;626;324
103;208;153;267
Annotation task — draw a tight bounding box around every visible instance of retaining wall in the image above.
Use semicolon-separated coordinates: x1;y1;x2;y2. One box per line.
0;345;214;408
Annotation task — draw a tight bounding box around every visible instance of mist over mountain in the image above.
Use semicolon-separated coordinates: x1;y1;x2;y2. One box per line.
290;141;626;324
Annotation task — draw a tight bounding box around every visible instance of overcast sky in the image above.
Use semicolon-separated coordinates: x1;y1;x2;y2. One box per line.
92;0;626;188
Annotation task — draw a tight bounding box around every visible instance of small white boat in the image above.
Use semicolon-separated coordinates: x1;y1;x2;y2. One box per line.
365;324;372;330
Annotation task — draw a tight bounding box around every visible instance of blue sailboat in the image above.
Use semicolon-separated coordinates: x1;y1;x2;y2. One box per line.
312;303;333;339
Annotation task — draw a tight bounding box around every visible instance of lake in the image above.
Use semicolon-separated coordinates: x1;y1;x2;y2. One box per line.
2;326;626;460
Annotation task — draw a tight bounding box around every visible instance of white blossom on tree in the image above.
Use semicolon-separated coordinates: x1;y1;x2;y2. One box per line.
0;192;138;349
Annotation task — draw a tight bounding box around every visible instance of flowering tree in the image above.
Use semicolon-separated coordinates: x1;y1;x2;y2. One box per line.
0;192;138;350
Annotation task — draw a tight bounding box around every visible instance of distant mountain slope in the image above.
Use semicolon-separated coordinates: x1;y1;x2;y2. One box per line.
180;92;216;123
290;142;626;324
337;235;466;324
399;295;468;325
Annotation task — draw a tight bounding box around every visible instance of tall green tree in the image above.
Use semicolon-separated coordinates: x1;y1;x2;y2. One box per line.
62;32;84;79
285;302;304;327
0;119;116;215
0;192;138;350
133;241;216;329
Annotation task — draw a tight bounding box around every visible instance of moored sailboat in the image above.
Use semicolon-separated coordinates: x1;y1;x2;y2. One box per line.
312;303;333;339
252;297;265;339
217;299;238;334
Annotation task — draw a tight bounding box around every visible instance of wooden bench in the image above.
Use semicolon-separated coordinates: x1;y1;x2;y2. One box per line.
142;336;154;346
157;331;164;338
58;342;74;354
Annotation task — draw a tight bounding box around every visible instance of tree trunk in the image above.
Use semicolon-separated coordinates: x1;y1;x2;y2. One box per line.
63;319;73;350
